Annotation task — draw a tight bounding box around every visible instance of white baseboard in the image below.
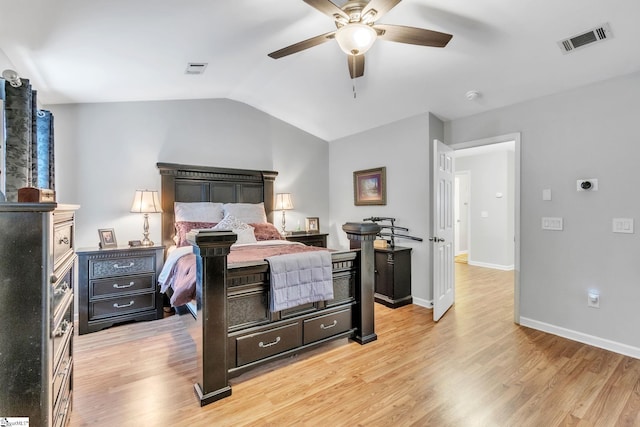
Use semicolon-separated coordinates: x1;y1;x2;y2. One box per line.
412;297;433;309
468;260;514;271
520;317;640;360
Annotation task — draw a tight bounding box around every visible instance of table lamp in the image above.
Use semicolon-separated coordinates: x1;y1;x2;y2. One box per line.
274;193;294;235
130;190;162;246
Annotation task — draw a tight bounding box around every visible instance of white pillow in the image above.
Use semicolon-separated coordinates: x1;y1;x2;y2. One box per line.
174;202;224;222
223;202;267;224
212;215;257;245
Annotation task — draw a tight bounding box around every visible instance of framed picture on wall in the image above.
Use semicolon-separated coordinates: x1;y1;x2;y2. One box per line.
353;167;386;206
98;228;118;249
305;217;319;234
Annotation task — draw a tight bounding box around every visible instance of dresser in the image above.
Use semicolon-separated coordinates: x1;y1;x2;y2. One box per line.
285;232;328;247
374;246;413;308
77;245;164;334
0;203;78;427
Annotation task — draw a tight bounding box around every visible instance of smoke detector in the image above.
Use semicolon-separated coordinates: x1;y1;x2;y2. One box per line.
185;63;208;75
465;90;481;101
558;23;613;54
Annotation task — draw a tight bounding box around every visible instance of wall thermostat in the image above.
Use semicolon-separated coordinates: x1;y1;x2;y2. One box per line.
577;178;598;191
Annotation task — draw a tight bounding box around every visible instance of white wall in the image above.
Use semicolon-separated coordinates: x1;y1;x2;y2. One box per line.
50;98;329;249
446;70;640;354
456;149;514;269
329;113;437;303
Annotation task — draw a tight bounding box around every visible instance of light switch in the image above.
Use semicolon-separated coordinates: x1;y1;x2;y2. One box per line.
542;217;563;231
481;211;489;218
612;218;634;234
542;189;552;201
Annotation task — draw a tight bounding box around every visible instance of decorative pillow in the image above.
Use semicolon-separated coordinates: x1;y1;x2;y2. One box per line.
174;221;217;247
223;202;267;224
213;215;257;245
174;202;224;222
250;222;284;241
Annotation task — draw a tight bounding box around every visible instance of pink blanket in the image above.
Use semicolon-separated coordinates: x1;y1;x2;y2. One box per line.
165;243;328;307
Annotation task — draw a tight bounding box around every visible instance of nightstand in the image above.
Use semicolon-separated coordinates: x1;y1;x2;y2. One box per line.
285;232;328;248
374;246;412;308
77;245;164;334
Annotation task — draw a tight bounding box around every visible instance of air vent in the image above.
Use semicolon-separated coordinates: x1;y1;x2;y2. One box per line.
558;23;613;54
185;62;208;75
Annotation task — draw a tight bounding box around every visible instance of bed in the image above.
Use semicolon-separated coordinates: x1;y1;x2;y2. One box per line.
157;162;380;406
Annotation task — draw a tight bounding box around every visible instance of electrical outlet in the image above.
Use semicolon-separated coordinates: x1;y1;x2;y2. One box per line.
588;291;600;308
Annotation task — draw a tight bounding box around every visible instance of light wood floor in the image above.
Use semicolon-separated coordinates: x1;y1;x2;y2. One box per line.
70;264;640;426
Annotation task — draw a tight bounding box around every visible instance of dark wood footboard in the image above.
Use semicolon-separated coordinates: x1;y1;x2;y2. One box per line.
186;222;380;406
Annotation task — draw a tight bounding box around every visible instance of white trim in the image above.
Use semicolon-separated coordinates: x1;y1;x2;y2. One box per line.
467;260;514;271
520;317;640;360
450;132;521;324
412;296;433;309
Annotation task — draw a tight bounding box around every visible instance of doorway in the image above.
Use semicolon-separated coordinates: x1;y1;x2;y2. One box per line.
450;133;520;323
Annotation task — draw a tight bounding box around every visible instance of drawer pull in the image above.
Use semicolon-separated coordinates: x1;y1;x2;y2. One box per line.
58;236;70;245
54;281;70;295
113;300;135;309
258;336;281;348
320;320;338;330
113;281;135;289
54;320;70;337
113;262;135;269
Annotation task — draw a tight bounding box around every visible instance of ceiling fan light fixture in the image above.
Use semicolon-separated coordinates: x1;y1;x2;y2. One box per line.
335;23;377;55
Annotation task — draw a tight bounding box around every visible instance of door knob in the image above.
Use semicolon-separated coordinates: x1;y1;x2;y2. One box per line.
429;237;445;242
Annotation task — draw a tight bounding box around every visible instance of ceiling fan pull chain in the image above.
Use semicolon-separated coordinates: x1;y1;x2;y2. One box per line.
352;56;357;99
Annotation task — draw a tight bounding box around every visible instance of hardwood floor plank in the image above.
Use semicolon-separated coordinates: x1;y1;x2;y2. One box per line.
70;263;640;426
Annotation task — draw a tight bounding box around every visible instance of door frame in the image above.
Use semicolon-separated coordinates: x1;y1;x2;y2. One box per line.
454;170;470;257
449;132;521;324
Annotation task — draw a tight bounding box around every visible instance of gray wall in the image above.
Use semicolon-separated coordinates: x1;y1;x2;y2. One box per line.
456;149;514;269
446;70;640;353
329;113;438;304
50;98;329;249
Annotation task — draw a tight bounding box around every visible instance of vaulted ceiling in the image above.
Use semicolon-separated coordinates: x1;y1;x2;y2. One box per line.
1;0;639;141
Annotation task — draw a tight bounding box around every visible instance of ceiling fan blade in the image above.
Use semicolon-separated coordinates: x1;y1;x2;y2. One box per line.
268;31;336;59
303;0;350;22
348;54;365;79
374;24;452;47
361;0;402;23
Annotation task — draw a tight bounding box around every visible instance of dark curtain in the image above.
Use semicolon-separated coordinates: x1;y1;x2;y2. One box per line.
2;79;55;201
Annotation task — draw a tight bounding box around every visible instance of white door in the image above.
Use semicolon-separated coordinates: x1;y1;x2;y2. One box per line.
432;139;455;322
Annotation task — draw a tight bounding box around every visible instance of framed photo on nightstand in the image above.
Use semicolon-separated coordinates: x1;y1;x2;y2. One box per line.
98;228;118;248
305;217;319;234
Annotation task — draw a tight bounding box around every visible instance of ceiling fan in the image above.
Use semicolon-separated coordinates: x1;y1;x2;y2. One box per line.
268;0;453;79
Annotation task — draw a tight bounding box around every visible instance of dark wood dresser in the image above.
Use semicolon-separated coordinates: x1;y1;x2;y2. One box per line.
374;246;413;308
285;232;328;247
0;203;78;426
76;245;164;334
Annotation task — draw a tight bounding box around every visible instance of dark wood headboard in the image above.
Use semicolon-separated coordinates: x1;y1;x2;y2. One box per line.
157;163;278;250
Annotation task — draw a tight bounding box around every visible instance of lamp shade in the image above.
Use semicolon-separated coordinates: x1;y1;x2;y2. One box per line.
275;193;294;210
335;23;377;55
130;190;162;213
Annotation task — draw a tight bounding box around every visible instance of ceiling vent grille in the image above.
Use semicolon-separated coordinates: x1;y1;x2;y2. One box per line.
558;23;613;54
185;62;208;74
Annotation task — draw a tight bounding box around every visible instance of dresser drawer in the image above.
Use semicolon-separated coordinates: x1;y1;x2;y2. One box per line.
52;335;72;411
303;308;352;345
90;292;156;320
52;299;73;372
53;374;72;427
53;220;74;270
52;266;73;319
90;274;155;298
89;255;155;279
235;322;301;366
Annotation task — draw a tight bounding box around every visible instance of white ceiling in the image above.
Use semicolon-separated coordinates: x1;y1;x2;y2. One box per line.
1;0;639;141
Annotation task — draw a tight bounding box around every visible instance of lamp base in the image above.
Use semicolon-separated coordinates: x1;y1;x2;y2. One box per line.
141;238;154;247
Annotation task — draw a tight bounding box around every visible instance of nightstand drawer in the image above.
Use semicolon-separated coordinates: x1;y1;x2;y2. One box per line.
303;308;352;345
90;274;155;298
90;292;156;319
89;255;155;279
235;322;301;366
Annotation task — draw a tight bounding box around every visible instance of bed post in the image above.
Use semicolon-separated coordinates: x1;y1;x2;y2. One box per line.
342;222;380;344
187;229;238;406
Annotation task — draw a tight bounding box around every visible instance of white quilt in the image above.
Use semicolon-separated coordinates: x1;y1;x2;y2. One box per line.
266;250;334;312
